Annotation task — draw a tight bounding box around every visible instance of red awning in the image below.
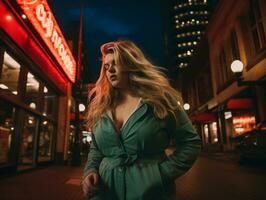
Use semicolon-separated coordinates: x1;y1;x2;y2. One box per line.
192;113;217;123
227;98;254;110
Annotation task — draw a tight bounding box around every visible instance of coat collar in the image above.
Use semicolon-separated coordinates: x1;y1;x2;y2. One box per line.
102;99;149;136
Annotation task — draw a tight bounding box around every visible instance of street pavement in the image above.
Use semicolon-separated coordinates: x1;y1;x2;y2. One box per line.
0;155;266;200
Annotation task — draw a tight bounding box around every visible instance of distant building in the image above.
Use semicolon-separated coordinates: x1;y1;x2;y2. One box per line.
181;0;266;153
161;0;215;88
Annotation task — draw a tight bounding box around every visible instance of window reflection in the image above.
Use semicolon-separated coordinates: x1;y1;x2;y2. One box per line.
25;72;40;110
0;99;15;165
42;86;56;117
0;52;21;95
38;120;54;161
19;113;37;170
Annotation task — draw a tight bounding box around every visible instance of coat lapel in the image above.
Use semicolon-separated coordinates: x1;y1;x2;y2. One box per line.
121;101;148;137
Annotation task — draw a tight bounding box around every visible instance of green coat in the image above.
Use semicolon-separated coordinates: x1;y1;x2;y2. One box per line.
83;100;201;200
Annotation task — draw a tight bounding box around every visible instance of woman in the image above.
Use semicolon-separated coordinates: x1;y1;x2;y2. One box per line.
82;40;201;200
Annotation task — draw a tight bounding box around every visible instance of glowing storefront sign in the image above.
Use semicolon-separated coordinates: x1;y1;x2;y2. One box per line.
232;115;256;136
16;0;76;82
233;116;256;125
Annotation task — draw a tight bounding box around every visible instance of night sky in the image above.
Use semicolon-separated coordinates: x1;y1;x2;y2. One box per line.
48;0;165;83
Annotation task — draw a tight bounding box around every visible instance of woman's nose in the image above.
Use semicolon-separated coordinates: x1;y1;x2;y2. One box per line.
108;65;116;73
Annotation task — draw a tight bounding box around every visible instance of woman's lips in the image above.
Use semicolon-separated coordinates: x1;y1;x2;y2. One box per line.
110;75;117;81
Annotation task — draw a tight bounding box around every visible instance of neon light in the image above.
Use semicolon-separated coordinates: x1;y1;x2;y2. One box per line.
16;0;76;82
233;116;256;125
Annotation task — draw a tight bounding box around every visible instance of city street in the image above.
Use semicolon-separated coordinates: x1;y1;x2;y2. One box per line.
1;155;266;200
176;156;266;200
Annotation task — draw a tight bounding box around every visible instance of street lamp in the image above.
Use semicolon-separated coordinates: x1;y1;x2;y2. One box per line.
184;103;190;111
79;103;85;112
230;60;266;86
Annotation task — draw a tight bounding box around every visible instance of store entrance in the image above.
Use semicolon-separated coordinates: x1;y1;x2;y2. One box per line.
17;113;39;171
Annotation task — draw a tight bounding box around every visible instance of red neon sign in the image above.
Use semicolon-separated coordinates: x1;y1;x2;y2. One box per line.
233;115;256;125
16;0;76;82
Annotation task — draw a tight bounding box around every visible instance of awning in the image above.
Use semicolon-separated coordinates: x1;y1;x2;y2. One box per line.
192;113;217;123
227;98;254;110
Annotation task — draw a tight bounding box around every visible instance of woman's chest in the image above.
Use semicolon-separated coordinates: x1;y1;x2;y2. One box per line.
93;111;171;155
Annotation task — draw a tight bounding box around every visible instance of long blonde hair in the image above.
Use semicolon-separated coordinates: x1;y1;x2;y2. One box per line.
87;40;183;128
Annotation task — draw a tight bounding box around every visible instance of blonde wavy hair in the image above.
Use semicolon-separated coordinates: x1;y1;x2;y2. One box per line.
87;40;183;128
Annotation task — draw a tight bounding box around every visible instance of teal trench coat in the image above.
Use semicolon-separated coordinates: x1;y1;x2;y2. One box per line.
84;100;201;200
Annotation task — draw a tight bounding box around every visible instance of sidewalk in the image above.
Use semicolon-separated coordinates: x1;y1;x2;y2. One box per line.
200;151;240;164
0;165;84;200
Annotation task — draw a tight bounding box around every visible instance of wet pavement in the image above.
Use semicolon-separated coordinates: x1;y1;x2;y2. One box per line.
0;155;266;200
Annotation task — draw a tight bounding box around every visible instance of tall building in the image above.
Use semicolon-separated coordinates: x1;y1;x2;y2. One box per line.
161;0;216;86
181;0;266;153
175;0;210;69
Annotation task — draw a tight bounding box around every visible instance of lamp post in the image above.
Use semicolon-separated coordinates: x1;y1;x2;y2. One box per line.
70;1;83;166
184;103;190;111
230;60;266;86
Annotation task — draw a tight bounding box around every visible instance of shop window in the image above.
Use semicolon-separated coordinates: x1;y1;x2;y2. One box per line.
0;99;15;165
18;113;38;170
203;124;209;144
249;0;265;53
38;120;54;162
0;52;21;96
232;114;256;136
43;86;57;117
25;72;40;110
210;122;218;143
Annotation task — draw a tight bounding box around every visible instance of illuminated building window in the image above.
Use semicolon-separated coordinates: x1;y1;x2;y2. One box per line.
0;52;21;96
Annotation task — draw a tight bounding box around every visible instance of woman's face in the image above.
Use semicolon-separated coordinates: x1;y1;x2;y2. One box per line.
103;53;129;88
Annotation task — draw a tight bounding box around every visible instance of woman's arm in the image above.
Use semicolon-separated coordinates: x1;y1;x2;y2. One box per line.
159;108;202;180
83;133;104;178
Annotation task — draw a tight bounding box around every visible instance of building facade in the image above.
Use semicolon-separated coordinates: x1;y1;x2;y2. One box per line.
0;0;76;175
182;0;266;152
161;0;215;87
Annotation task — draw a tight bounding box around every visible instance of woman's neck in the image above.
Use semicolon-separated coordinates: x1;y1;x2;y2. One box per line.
117;87;139;103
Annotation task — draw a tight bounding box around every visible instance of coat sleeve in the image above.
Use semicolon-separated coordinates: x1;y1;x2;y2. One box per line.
83;133;104;178
159;107;201;180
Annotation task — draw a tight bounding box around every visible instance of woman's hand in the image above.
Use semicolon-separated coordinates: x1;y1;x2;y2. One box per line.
82;171;99;199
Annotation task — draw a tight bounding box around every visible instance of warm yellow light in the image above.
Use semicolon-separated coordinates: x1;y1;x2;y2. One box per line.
79;103;86;112
231;60;244;73
183;103;190;110
22;14;27;19
6;15;12;21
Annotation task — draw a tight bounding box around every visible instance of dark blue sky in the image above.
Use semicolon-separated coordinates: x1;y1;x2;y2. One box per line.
48;0;165;83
